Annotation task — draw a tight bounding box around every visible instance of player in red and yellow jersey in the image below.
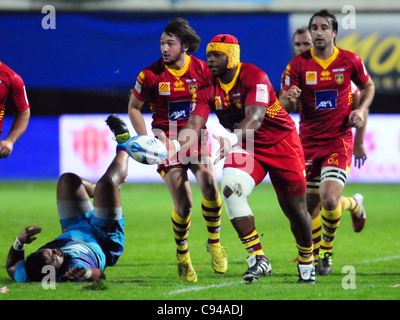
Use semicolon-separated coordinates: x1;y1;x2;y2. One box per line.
280;25;368;267
128;18;227;282
0;62;30;158
169;34;315;284
280;10;375;276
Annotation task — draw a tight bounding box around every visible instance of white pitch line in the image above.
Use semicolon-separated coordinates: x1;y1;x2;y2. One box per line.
165;281;244;296
357;255;400;264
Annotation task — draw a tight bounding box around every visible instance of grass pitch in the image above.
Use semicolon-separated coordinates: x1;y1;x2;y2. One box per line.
0;181;399;303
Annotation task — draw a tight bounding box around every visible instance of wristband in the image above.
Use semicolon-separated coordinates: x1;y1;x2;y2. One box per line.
13;237;25;251
225;133;239;147
172;139;181;153
82;268;92;280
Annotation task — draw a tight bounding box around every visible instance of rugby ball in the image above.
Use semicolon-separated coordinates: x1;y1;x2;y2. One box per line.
126;135;167;165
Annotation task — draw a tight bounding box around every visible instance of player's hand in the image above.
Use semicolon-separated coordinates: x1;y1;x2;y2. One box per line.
212;133;232;165
353;142;367;169
17;226;42;244
63;266;88;281
348;109;364;128
155;130;177;164
287;86;301;103
0;139;13;158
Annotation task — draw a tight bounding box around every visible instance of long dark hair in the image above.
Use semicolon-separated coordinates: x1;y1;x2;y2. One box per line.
163;17;201;53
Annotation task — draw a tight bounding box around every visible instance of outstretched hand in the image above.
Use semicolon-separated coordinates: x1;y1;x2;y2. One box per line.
17;226;42;244
212;133;232;165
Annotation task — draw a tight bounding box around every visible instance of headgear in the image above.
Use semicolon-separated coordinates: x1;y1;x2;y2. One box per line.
206;34;240;69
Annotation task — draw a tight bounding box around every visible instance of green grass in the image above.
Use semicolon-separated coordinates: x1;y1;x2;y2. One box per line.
0;181;399;302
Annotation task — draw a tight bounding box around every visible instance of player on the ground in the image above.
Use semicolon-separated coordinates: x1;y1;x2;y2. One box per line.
0;62;30;159
168;34;315;284
127;18;227;282
280;25;368;267
280;9;375;276
6;115;130;282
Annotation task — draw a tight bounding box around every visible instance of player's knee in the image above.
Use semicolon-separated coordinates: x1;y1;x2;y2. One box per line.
221;168;255;220
57;172;82;194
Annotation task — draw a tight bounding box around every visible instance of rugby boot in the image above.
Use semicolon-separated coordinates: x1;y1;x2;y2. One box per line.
177;254;198;282
318;251;333;276
106;114;131;144
206;241;228;274
350;193;367;232
243;255;272;283
297;264;316;284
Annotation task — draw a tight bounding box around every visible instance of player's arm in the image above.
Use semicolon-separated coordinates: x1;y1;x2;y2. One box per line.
6;226;42;280
128;93;147;135
166;113;207;160
352;89;368;168
213;104;266;164
348;71;375;129
279;86;301;114
63;266;106;282
0;108;30;159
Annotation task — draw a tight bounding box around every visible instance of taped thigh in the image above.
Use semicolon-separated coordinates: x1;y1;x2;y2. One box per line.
57;200;93;220
221;167;255;220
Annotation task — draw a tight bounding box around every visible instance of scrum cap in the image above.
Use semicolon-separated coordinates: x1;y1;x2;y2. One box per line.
206;34;240;69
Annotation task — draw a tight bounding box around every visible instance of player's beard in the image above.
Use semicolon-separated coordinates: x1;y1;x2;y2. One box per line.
163;48;185;66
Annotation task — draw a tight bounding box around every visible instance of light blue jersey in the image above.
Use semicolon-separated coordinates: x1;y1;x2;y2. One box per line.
14;211;124;282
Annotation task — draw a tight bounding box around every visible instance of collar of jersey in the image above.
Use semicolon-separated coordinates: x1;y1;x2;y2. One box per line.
218;63;242;94
310;46;339;70
165;54;190;79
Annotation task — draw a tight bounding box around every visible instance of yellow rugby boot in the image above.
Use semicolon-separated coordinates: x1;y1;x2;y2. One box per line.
177;254;198;282
206;241;228;274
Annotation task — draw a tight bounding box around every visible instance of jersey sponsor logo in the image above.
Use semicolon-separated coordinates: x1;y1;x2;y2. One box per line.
256;84;269;104
306;71;317;85
320;70;331;81
173;80;185;92
215;96;222;110
159;82;170;96
315;89;338;110
168;100;191;120
335;73;344;85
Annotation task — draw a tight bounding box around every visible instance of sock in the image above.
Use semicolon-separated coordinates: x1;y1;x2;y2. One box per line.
312;215;321;263
240;229;266;258
297;243;314;265
201;193;222;247
116;141;128;153
171;209;191;261
341;196;358;212
320;204;342;252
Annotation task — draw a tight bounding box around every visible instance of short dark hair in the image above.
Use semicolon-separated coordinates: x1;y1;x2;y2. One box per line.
308;9;338;43
293;26;310;40
163;17;201;53
25;250;49;282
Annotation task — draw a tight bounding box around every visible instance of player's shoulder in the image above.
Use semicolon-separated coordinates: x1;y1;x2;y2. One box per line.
142;58;165;76
337;47;363;63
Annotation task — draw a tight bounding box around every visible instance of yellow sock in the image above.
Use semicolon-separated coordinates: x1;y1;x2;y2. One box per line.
341;196;358;211
240;229;266;257
320;204;342;252
202;193;222;247
297;243;314;265
171;209;191;261
312;215;321;263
